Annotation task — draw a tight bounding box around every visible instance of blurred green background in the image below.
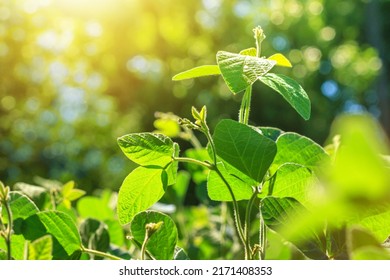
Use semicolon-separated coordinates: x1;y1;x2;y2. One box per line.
1;0;389;193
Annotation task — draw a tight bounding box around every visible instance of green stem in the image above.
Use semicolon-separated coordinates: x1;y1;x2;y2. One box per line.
214;167;247;258
219;202;228;257
202;126;217;165
259;202;266;260
140;233;149;260
239;86;252;125
244;188;258;260
173;157;214;170
200;121;248;258
4;201;13;260
81;246;122;260
49;189;57;210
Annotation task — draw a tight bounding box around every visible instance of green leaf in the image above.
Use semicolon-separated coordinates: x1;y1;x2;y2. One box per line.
65;189;86;201
207;162;253;201
117;167;167;225
8;191;39;219
0;249;7;260
184;148;210;184
213;119;277;183
165;142;179;186
61;181;85;201
216;51;276;94
258;126;284;141
28;235;53;260
105;219;125;247
4;191;39;234
352;209;390;242
61;180;75;196
118;133;175;167
0;234;26;260
80;218;110;260
130;210;178;260
261;196;328;259
268;53;292;68
172;170;191;205
174;246;190;260
239;47;257;56
347;227;390;260
272;132;329;172
326;114;390;202
263;163;317;208
172;65;221;80
258;73;311;120
14;183;48;210
23;211;82;258
153;118;181;138
77;196;115;221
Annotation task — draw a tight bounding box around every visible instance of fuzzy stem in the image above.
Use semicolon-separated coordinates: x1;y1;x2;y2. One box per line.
173;157;214;170
239;86;252;125
259;203;266;260
4;201;13;260
140;233;149;260
214;167;247;258
81;246;122;260
244;189;258;259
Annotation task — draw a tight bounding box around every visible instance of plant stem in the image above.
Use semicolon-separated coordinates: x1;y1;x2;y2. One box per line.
239;86;252;125
3;201;13;260
244;189;258;259
81;246;122;260
214;167;247;258
173;156;214;170
174;156;247;258
259;203;266;260
140;233;149;260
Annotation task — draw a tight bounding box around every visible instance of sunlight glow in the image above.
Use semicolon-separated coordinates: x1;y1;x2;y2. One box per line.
52;0;115;17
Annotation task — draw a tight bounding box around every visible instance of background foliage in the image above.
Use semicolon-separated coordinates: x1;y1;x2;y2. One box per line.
1;0;389;197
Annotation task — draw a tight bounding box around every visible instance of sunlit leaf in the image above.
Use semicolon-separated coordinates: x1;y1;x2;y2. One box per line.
326;114;390;202
262;163;318;208
117;167;167;225
77;196;115;221
272;132;329;172
172;65;221;80
0;234;26;260
258;73;311;120
153;118;181;138
23;211;82;258
352;209;390;242
268;53;292;68
28;235;53;260
239;47;257;56
216;51;276;94
118;133;175;167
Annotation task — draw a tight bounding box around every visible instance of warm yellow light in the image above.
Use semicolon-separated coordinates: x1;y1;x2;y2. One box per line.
52;0;120;18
